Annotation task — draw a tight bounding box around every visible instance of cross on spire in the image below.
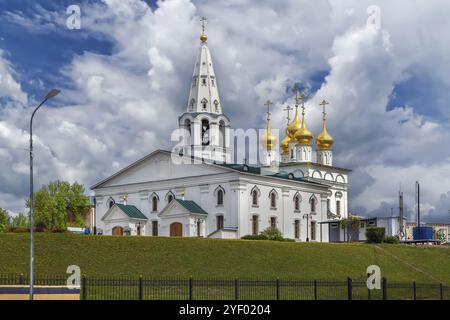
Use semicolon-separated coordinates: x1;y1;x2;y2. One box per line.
200;16;207;33
264;100;273;115
283;105;293;123
319;99;330;120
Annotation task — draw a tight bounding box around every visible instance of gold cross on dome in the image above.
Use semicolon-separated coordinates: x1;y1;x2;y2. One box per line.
319;100;330;118
320;99;329;111
283;105;293;123
264;100;273;115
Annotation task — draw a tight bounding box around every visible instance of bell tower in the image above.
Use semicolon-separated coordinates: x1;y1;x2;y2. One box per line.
176;17;231;163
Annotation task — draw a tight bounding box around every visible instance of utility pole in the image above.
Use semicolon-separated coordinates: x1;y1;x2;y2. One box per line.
399;190;404;240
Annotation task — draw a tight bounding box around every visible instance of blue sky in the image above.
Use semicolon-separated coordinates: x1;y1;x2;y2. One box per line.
0;0;449;223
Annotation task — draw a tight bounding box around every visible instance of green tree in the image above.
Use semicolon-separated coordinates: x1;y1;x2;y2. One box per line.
27;180;89;230
0;208;10;232
10;213;29;228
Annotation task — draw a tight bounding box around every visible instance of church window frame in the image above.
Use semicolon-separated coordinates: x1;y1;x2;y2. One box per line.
293;192;302;212
201;76;207;86
269;189;278;209
201;118;210;146
251;186;260;207
201;98;208;111
252;215;259;235
215;185;225;206
270;216;277;229
336;200;341;216
309;195;317;213
150;193;159;212
165;191;176;204
294;219;300;239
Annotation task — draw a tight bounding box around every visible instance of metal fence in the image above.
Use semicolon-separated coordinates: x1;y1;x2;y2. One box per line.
1;274;449;300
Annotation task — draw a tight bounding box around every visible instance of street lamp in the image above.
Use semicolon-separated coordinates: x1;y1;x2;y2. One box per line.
303;213;310;242
29;89;60;300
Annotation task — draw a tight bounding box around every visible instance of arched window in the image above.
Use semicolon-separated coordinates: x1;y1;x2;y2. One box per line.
270;193;277;208
294;195;300;211
165;191;175;204
252;190;258;205
269;189;278;209
152;196;158;212
310;197;316;213
336;200;341;216
217;189;224;206
189;99;195;110
201;119;210;146
201;98;208;110
108;198;115;209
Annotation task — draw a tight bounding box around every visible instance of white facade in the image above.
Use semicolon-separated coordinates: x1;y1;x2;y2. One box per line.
91;28;351;242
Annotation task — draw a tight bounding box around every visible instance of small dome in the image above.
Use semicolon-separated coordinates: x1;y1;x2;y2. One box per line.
200;32;207;43
261;130;277;151
280;134;291;155
316;126;334;150
286;114;301;138
294;122;314;145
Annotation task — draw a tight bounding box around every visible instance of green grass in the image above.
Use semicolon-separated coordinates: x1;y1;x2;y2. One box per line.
0;233;449;284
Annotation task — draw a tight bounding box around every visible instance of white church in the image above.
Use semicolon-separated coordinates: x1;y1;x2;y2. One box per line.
91;20;350;242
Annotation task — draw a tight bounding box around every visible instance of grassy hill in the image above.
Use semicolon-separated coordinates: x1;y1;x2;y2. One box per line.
0;233;449;283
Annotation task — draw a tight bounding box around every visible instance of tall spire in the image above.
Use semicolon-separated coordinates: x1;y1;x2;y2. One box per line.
261;100;276;151
316;100;334;150
280;105;292;155
186;17;222;114
286;85;301;138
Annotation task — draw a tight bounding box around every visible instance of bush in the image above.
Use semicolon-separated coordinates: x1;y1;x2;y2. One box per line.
241;228;295;242
260;227;284;241
365;227;385;243
383;236;399;244
241;234;268;240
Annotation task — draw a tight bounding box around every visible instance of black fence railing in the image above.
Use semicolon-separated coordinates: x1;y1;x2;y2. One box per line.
1;274;449;300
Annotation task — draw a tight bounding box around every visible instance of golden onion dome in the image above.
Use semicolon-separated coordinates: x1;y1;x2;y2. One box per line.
261;128;277;151
316;100;334;150
316;125;334;150
280;135;291;155
286;106;301;138
261;109;277;151
200;32;207;43
294;118;313;145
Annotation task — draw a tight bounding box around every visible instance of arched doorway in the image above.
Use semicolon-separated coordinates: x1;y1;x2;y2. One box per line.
170;222;183;237
112;226;123;236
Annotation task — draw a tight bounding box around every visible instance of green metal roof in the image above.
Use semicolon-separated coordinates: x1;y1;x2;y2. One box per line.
175;199;208;215
116;204;148;220
219;163;261;174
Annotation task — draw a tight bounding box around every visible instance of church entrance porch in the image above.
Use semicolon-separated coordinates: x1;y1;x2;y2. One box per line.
112;226;123;236
170;222;183;237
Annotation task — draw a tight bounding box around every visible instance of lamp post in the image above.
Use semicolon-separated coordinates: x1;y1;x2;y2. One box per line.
29;89;60;300
303;213;310;242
